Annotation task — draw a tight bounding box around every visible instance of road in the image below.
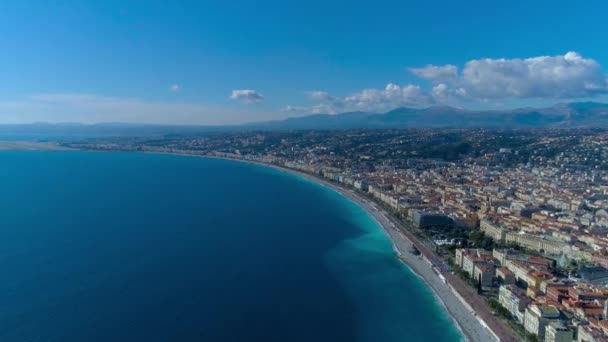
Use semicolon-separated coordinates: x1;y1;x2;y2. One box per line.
278;169;515;342
261;158;519;341
175;154;520;342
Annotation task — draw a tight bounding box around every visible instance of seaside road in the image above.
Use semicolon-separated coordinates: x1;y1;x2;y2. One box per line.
353;197;518;342
382;220;518;342
202;157;518;342
298;177;519;342
341;192;500;342
283;169;503;342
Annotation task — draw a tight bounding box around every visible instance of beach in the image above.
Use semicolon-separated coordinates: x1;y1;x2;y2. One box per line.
195;154;517;342
273;167;499;342
0;141;71;150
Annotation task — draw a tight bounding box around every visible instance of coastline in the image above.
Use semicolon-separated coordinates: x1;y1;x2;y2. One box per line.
182;153;501;342
21;148;511;341
0;140;73;151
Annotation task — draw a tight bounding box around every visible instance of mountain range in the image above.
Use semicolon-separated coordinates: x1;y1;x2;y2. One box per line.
248;102;608;130
0;102;607;139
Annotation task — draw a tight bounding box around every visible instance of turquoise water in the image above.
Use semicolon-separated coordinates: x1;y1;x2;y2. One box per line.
0;151;462;341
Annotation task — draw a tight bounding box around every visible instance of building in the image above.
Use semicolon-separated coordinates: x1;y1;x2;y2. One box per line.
505;232;566;254
592;254;608;269
496;267;515;285
524;271;554;289
411;210;454;229
455;248;466;268
481;219;507;242
353;180;369;191
499;285;531;323
545;322;573;342
462;251;494;277
493;248;521;265
578;264;608;286
524;304;561;339
525;256;553;272
527;286;544;299
493;248;553;270
474;263;494;287
545;284;572;303
567;287;608;303
577;324;606;342
506;259;533;285
454;248;490;269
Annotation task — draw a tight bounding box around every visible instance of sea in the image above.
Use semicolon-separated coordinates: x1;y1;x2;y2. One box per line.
0;151;462;341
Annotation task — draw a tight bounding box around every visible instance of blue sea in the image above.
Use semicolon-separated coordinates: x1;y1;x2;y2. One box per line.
0;151;462;341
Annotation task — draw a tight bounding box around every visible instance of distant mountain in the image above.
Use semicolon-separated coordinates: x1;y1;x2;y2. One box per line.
247;102;608;130
1;102;607;141
0;122;226;140
250;111;378;130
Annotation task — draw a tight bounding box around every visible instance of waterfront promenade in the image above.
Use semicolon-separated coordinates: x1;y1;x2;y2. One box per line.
289;171;514;342
338;189;519;342
156;152;520;342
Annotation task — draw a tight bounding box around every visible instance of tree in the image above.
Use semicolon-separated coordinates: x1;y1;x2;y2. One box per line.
468;230;495;250
488;299;512;319
526;332;539;342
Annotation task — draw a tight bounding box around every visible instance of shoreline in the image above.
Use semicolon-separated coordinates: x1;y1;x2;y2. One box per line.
177;153;501;342
0;140;73;151
270;167;471;341
7;148;505;341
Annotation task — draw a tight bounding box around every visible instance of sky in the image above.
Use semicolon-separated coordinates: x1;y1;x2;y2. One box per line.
0;0;607;125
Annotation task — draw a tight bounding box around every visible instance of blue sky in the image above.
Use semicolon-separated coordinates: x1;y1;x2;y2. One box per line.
0;0;607;124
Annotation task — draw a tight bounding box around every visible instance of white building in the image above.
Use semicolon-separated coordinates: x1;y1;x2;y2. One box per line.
545;322;573;342
524;304;561;339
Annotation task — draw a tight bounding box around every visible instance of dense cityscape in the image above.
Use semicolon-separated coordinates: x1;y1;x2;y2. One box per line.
3;1;608;341
62;128;608;341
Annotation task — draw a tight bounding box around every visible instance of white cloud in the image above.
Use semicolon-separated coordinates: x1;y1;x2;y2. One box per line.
311;104;337;114
169;84;180;92
308;91;332;100
290;83;433;114
343;83;432;111
287;52;608;116
409;64;458;83
432;83;448;98
230;89;264;104
283;104;338;115
455;88;467;97
462;51;607;98
294;52;608;115
307;90;344;110
411;51;608;100
283;105;302;112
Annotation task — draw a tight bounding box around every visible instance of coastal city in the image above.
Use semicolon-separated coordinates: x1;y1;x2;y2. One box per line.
63;128;608;342
4;1;608;341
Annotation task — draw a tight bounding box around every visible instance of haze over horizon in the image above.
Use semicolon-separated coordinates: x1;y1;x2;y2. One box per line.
1;1;608;125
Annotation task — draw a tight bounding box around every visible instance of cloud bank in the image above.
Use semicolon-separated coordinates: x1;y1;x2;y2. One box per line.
293;84;433;114
413;51;607;99
290;52;608;114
